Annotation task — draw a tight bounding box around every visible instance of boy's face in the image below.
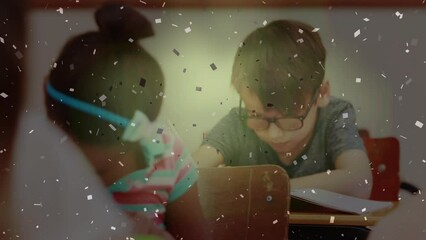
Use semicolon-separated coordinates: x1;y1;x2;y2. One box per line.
240;87;320;158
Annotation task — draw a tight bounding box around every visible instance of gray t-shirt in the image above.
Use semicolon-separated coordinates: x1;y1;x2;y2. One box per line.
202;97;365;178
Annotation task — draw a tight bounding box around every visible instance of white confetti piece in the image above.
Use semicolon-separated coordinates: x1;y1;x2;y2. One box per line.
361;208;366;212
301;155;308;160
342;112;349;119
69;88;74;92
57;8;64;14
184;27;192;33
395;11;403;19
128;38;134;43
60;136;68;143
93;49;96;55
273;219;278;224
118;161;124;167
363;18;370;22
354;29;361;38
0;92;8;98
330;216;335;223
296;38;304;43
109;124;117;131
298;28;304;34
239;194;244;198
99;94;107;102
263;20;268;26
155;18;162;24
15;51;23;59
356;77;362;83
327;169;331;175
312;28;320;32
400;135;407;140
293;160;298;165
311;189;316;194
0;37;4;43
29;130;34;134
415;121;423;128
111;226;116;231
87;195;93;200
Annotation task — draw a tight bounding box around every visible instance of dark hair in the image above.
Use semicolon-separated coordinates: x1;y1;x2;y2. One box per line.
45;3;164;145
231;20;326;115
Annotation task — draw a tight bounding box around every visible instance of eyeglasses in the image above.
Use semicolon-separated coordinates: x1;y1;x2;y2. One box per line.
239;90;319;131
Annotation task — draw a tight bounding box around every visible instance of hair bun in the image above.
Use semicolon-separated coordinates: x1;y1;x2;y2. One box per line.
95;3;153;42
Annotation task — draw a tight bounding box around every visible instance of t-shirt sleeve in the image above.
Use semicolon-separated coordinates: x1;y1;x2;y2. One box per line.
326;101;366;164
168;134;198;202
201;108;242;165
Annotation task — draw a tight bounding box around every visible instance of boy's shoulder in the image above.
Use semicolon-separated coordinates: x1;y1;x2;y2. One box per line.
323;96;354;116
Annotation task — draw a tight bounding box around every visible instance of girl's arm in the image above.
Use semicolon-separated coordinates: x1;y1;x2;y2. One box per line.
165;184;211;240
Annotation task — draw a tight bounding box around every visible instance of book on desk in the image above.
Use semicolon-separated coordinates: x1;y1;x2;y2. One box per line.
290;188;394;215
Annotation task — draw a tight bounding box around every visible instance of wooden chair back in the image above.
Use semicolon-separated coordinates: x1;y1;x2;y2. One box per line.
197;165;290;240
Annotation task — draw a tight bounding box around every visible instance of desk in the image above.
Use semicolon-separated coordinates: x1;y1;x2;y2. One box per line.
287;203;398;240
289;201;397;226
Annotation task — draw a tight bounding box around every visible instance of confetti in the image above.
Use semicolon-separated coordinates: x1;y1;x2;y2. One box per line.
273;220;278;224
0;37;4;43
415;121;423;128
342;112;349;119
15;51;23;59
87;195;93;200
395;11;403;19
361;208;366;212
330;216;335;223
184;27;192;33
140;78;146;87
155;18;162;24
354;29;361;38
0;92;8;98
312;28;320;32
60;136;68;143
57;8;64;14
109;124;117;131
356;77;362;83
210;63;217;71
263;20;268;26
195;86;202;91
298;28;304;34
296;38;304;43
111;226;116;231
128;38;134;43
99;94;107;102
363;18;370;22
172;48;180;56
301;155;308;160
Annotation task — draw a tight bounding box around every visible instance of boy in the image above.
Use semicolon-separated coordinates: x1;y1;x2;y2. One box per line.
193;20;372;199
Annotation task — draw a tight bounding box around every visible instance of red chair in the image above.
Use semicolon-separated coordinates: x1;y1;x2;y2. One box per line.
359;130;419;201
